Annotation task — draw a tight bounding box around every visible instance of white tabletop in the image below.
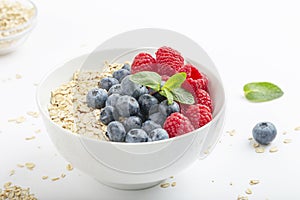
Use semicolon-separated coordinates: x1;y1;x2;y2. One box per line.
1;0;300;199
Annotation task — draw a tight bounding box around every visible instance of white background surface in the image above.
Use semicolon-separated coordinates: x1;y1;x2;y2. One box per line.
1;0;300;199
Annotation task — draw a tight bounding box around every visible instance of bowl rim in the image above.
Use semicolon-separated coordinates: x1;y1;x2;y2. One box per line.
0;0;37;41
36;49;226;147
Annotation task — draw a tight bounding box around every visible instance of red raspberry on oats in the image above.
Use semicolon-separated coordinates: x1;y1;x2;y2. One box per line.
131;53;156;74
184;104;212;129
163;112;195;138
156;46;184;74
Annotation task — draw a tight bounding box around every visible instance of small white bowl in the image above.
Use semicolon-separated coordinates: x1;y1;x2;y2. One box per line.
36;47;226;190
0;0;37;55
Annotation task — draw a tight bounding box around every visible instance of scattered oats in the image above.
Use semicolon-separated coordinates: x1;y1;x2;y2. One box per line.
4;182;11;189
51;177;60;181
204;149;210;154
227;129;236;136
33;83;39;86
282;131;288;135
9;169;15;176
269;146;278;153
25;162;35;170
15;74;22;79
283;139;292;144
253;143;260;148
17;164;24;168
8;116;26;123
248;137;253;140
34;129;41;133
160;183;170;188
27;111;39;118
66;163;73;171
25;136;36;140
294;126;300;131
245;188;252;195
249;180;260;185
42;176;48;180
255;147;265;153
61;173;66;178
171;182;176;187
237;195;248;200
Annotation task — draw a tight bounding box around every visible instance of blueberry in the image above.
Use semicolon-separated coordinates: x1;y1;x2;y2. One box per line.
107;84;122;96
123;116;142;132
107;121;126;142
149;128;169;141
121;76;148;99
252;122;277;145
158;100;180;116
114;95;140;120
138;94;159;115
99;77;119;91
86;88;108;109
148;104;159;116
100;106;114;125
148;112;166;126
142;120;161;134
113;69;131;82
105;93;121;107
122;63;131;71
125;129;150;143
136;111;147;122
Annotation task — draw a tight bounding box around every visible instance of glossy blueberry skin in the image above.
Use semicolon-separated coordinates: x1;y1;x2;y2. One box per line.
158;100;180;116
114;95;140;120
113;69;131;82
121;76;148;99
148;112;166;127
100;106;115;125
106;121;126;142
105;93;121;107
122;63;131;71
252;122;277;145
107;84;122;96
86;88;108;109
123;116;142;133
149;128;169;141
125;129;150;143
142;120;161;134
138;94;159;115
99;77;119;91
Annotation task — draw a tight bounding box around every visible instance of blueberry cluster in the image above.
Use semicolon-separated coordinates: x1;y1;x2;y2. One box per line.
86;63;179;143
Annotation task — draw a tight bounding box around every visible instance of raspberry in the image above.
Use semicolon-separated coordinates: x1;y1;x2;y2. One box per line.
179;64;204;80
156;46;184;72
131;53;156;74
163;112;195;138
186;77;208;92
184;104;212;129
194;89;213;111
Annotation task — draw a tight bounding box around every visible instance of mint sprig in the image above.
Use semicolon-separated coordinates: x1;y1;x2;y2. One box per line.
243;82;283;102
130;71;194;105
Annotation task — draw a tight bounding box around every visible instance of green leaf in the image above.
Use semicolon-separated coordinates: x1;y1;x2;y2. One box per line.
160;88;174;104
162;72;186;91
171;88;195;105
243;82;284;102
130;71;161;91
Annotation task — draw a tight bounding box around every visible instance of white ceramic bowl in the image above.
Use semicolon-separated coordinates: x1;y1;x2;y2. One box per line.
36;47;225;190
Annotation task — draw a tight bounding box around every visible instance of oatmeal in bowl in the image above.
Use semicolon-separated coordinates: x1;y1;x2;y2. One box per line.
36;29;225;190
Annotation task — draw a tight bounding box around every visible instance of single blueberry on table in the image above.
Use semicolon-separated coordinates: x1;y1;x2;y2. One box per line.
138;94;159;115
86;88;107;109
158;100;180;116
99;77;119;91
107;84;122;96
125;129;150;143
113;69;131;82
106;121;126;142
123;116;142;133
252;122;277;145
100;106;115;125
142;120;161;134
149;128;169;141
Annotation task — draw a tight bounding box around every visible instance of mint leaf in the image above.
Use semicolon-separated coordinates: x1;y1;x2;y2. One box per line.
130;71;162;91
160;88;174;104
243;82;283;102
171;88;195;104
162;72;186;91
